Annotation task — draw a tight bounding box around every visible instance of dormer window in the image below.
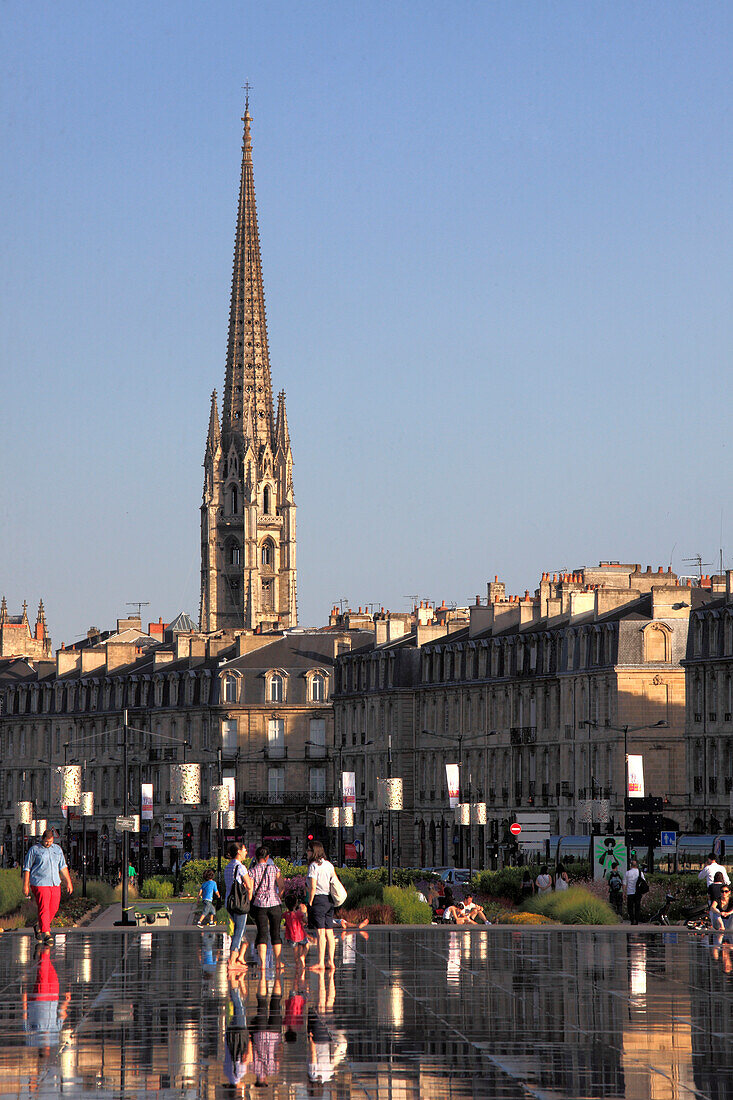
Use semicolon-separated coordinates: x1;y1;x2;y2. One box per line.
311;673;326;703
222;674;239;703
270;673;283;703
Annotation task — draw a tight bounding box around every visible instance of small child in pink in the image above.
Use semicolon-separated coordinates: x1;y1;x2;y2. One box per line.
284;896;308;968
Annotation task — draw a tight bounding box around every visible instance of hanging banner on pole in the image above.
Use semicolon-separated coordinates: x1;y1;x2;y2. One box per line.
446;764;460;809
627;755;645;798
342;772;356;808
141;783;153;820
223;776;236;813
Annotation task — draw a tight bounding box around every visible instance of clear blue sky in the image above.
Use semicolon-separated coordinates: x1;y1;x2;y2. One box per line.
3;2;733;645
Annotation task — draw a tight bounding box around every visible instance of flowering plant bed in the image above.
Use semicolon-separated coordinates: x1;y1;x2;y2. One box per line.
491;910;557;925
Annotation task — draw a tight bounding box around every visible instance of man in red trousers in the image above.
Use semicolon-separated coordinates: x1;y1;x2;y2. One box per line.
22;829;73;945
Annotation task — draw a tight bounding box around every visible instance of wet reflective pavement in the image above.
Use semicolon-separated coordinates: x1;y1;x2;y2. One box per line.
1;928;732;1097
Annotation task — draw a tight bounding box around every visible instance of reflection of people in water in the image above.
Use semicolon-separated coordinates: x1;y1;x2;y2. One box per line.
249;972;282;1086
307;971;347;1089
283;973;307;1043
23;948;70;1054
223;973;249;1088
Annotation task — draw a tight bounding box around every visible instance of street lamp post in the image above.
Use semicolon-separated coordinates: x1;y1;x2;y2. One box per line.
422;730;489;868
387;735;393;886
582;718;668;866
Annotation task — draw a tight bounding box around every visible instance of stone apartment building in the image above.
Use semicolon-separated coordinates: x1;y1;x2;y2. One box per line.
0;614;369;869
683;571;733;833
335;563;709;868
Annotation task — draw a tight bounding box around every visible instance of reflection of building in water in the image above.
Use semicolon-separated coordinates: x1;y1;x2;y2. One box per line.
688;936;733;1100
621;935;695;1100
0;930;710;1100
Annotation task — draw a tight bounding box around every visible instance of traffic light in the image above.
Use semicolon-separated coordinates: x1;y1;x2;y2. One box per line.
625;796;663;847
307;833;314;842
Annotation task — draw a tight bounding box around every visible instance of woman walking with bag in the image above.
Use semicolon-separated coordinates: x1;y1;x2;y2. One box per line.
306;840;341;972
225;841;253;972
250;846;285;972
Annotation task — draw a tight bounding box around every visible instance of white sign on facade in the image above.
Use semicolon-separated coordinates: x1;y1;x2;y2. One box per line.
223;776;236;812
627;755;645;798
445;764;460;809
342;772;356;808
141;783;153;821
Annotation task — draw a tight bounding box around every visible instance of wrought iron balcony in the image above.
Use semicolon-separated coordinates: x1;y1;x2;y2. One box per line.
242;789;333;807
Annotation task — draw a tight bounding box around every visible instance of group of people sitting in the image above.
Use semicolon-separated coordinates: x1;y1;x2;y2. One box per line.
427;886;490;924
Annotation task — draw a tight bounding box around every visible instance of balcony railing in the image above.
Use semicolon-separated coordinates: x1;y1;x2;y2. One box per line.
242;790;333;807
510;726;537;745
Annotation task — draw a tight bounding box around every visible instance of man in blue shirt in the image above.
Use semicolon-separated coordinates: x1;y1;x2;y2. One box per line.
22;830;73;945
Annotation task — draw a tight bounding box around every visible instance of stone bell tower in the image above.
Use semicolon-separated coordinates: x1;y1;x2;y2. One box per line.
200;100;297;633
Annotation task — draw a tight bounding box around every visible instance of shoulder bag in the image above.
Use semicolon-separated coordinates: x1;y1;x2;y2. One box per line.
636;872;649;897
227;869;251;917
330;871;348;908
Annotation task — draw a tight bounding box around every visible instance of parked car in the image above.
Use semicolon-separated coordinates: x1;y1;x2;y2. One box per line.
438;868;471;886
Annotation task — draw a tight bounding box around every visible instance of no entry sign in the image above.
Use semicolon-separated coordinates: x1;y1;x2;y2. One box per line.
509;822;522;836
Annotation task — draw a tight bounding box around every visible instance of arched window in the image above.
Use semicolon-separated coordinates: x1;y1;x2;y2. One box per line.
230;485;238;514
223;674;238;703
311;673;326;703
229;542;241;566
261;540;273;567
263;485;271;514
270;673;283;703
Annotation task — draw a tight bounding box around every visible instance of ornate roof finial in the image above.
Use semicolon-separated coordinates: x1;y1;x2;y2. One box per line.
242;83;253;160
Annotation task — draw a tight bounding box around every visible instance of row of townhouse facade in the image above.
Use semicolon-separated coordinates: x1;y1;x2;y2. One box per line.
684;575;733;833
334;563;712;869
0;614;368;871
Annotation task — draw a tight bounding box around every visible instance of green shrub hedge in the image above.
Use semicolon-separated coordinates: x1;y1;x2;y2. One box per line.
470;867;526;903
83;879;116;906
0;870;24;916
140;876;175;900
524;886;618;925
383;886;432;924
345;880;384;910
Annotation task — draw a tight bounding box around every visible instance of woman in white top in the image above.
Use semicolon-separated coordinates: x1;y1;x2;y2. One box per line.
306;840;336;971
535;865;553;895
554;864;569;892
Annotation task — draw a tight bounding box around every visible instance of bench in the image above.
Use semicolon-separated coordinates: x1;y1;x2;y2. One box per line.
125;905;172;927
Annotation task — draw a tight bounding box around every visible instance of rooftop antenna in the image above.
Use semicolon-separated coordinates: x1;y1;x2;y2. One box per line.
335;598;348;613
126;601;150;619
682;555;712;582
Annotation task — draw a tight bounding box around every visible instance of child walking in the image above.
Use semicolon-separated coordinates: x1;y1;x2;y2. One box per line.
284;895;309;969
197;869;220;927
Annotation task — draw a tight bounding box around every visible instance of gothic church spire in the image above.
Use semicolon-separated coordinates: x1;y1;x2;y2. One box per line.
222;103;274;448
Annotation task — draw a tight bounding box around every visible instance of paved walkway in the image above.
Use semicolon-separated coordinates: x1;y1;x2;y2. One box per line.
84;900;205;931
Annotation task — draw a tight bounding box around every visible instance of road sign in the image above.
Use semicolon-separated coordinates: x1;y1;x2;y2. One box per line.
515;812;550;847
164;813;184;848
354;840;363;853
115;815;137;833
661;831;676;849
509;822;522;836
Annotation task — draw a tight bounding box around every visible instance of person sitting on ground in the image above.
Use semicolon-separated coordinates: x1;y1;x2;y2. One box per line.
710;883;733;931
456;894;489;924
